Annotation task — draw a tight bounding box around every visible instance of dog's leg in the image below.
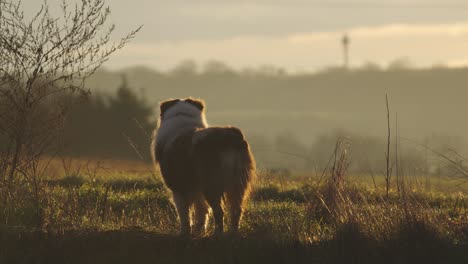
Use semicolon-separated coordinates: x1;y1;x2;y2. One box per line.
205;194;224;236
173;192;190;237
226;189;244;234
192;194;209;236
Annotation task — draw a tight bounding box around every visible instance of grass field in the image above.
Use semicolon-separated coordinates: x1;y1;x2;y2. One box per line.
1;158;467;264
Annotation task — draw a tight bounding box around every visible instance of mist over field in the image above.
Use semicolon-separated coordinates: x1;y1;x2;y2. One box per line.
75;63;467;169
88;63;468;141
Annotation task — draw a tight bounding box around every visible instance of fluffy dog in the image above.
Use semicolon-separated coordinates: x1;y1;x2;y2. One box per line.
151;98;255;236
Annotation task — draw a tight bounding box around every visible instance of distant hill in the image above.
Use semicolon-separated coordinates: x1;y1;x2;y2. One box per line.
86;65;468;146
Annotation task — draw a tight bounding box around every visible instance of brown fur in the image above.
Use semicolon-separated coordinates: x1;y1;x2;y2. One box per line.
152;99;255;236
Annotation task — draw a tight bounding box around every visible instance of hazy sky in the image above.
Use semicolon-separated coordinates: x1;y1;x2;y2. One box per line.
25;0;468;72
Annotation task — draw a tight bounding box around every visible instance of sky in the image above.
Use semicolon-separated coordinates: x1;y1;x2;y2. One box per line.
24;0;468;72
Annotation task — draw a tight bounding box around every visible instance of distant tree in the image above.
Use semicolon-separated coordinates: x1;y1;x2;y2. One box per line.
387;57;412;70
171;60;198;76
107;75;154;158
63;76;154;159
0;0;140;199
257;65;286;76
203;60;235;75
359;61;382;72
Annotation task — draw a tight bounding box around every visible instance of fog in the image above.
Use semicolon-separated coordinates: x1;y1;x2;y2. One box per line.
75;62;468;170
88;63;468;143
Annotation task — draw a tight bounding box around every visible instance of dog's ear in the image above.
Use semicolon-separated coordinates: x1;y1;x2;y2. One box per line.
160;99;180;116
185;98;204;111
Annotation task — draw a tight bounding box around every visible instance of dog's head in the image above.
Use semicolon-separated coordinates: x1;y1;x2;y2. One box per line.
159;98;206;124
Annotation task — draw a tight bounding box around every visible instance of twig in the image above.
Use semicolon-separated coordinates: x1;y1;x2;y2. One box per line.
385;93;392;198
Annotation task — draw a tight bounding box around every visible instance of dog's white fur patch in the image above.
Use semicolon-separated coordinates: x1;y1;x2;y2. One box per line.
156;100;208;153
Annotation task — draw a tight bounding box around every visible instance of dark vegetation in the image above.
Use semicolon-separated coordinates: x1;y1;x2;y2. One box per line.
61;77;154;159
2;229;467;264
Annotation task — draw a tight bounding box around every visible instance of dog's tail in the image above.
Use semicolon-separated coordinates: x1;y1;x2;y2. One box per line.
221;132;256;204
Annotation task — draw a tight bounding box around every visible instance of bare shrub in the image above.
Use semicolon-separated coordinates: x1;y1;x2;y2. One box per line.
309;137;451;245
0;0;140;227
317;137;351;218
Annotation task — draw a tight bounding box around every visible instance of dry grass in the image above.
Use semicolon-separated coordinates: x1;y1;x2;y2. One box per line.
0;155;467;263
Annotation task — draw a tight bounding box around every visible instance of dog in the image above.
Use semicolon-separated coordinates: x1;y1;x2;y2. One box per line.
151;98;255;236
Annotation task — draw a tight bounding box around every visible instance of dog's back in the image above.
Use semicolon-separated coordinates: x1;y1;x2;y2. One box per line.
156;126;255;196
192;126;255;198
